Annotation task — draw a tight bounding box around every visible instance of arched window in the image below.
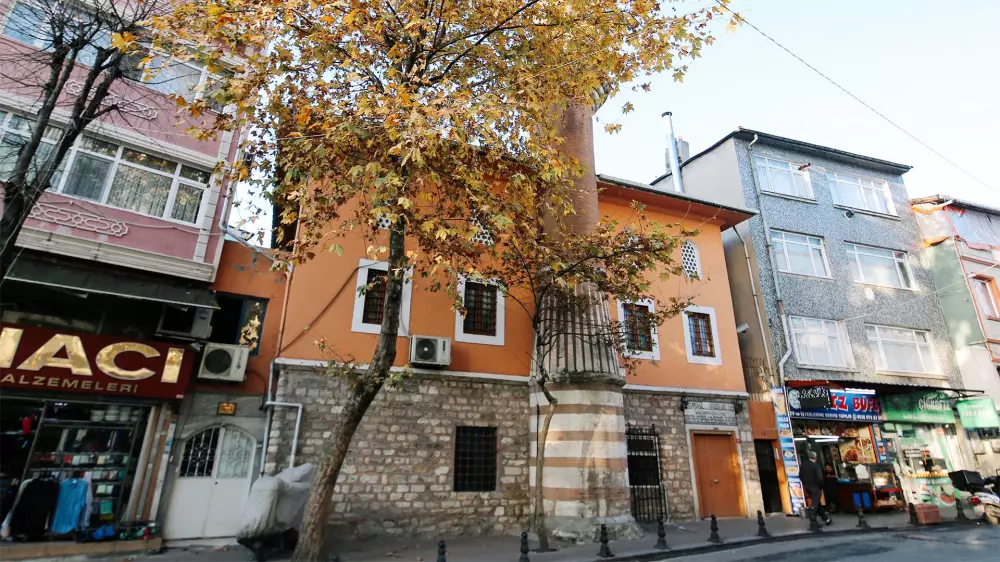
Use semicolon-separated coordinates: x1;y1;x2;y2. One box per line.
681;241;701;279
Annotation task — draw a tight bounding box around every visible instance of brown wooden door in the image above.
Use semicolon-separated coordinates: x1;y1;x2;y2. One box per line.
691;432;745;518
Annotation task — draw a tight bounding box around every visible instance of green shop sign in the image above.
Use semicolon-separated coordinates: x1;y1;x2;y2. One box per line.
956;397;1000;429
882;392;955;424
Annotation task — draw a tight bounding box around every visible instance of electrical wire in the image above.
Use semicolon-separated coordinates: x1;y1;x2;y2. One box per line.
714;0;1000;198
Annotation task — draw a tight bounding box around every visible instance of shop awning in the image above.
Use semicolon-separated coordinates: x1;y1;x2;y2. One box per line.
6;255;218;309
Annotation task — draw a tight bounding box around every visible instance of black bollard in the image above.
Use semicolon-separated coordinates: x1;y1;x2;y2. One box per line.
955;494;969;522
856;508;870;530
908;502;919;526
708;515;723;544
437;539;447;562
519;532;530;562
597;524;614;558
756;510;770;538
808;507;823;533
655;518;669;550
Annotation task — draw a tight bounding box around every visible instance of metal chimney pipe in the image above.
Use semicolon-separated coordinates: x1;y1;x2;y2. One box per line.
662;111;685;193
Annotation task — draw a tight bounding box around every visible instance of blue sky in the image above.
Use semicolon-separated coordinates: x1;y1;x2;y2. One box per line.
593;0;1000;208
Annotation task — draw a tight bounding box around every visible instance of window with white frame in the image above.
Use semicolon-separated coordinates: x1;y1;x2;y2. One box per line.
770;230;830;277
972;276;1000;318
683;305;721;365
0;111;62;184
865;324;938;375
350;259;412;336
2;1;111;68
826;171;896;216
616;299;659;361
454;276;505;345
681;241;700;279
128;52;233;112
845;243;915;290
754;156;813;199
789;316;854;368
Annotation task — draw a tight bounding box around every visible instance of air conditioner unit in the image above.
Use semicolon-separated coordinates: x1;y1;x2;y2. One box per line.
197;343;250;382
409;335;451;367
157;305;213;339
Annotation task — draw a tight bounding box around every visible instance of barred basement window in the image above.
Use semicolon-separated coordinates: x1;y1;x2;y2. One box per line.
361;269;388;324
453;426;497;492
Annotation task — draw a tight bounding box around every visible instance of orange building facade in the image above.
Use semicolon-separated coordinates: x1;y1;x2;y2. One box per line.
245;175;764;539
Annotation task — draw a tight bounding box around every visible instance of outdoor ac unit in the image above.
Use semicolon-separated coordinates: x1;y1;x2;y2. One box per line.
157;305;213;339
409;335;451;367
197;343;250;382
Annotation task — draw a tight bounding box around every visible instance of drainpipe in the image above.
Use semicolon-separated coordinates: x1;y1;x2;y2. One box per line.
734;226;775;386
747;134;792;386
662;112;685;193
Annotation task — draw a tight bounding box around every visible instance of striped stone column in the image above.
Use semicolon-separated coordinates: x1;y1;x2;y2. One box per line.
532;283;641;541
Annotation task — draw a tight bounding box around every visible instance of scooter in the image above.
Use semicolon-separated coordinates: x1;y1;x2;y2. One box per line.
948;470;1000;526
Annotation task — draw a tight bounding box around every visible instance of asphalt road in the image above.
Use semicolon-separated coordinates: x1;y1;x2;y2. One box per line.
675;525;1000;562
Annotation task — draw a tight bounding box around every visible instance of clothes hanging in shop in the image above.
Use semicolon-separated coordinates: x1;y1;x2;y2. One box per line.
7;476;60;539
50;478;90;534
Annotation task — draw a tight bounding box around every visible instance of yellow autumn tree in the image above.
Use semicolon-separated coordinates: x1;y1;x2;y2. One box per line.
151;1;735;559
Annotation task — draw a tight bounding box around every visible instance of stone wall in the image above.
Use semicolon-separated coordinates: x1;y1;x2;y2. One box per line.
267;366;532;539
624;391;764;520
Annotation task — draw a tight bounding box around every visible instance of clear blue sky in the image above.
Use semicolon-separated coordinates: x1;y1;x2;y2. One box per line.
593;0;1000;208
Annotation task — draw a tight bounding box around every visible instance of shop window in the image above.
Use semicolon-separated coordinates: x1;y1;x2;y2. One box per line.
683;305;721;365
453;426;497;492
617;299;659;361
211;294;267;355
350;259;412;336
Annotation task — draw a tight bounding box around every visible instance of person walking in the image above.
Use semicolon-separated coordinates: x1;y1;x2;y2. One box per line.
801;451;832;525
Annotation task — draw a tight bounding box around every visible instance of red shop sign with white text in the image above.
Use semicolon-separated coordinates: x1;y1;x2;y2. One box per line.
0;323;194;400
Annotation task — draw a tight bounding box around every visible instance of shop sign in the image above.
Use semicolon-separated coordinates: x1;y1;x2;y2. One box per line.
771;386;806;515
882;392;955;425
797;385;831;409
956;397;1000;429
787;389;883;421
0;324;194;400
683;400;737;427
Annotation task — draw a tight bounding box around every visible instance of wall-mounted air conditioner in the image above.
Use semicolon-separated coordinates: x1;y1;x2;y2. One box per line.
409;335;451;367
197;343;250;382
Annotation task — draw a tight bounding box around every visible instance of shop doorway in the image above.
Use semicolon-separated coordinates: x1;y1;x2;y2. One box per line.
754;440;782;513
163;426;256;539
691;432;745;518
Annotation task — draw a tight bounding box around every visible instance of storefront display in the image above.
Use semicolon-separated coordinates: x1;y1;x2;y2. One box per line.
0;324;195;543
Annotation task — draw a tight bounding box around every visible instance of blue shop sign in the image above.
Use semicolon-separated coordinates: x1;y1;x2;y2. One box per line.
787;389;884;421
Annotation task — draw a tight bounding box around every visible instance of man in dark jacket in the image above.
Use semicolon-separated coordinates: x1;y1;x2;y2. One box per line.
800;451;832;525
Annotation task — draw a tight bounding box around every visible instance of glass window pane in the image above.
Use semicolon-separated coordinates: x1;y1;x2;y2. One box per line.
859;252;898;287
0;135;26;181
145;58;203;101
107;164;172;216
171;184;204;223
896;261;913;289
826;335;845;366
811;248;827;276
883;341;923;372
63;152;113;200
180;165;211;183
792;172;810;197
769;160;791;170
868;341;884;369
80;136;118;156
2;3;47;47
836;180;866;209
768;168;794;195
786;241;814;275
773;241;789;271
865;325;878;339
122;148;176;173
805;333;832;365
849;256;862;282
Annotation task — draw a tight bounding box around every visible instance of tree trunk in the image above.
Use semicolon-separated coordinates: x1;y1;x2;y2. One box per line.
533;381;557;552
291;221;407;561
0;187;30;286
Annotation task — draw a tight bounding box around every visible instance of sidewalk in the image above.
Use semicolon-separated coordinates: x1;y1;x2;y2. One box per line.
24;507;981;562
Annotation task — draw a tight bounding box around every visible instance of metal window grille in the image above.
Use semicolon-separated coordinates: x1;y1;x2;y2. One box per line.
626;424;667;522
462;281;497;336
179;427;220;478
470;218;494;245
361;269;388;324
623;303;653;352
453;426;497;492
687;312;715;357
376;215;392;229
681;242;699;278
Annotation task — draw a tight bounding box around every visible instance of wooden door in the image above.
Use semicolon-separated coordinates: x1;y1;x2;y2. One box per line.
692;432;745;518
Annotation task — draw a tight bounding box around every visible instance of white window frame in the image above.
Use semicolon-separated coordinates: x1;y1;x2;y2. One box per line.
865;324;940;376
826;171;897;216
788;316;855;369
754;155;814;199
350;259;413;336
616;298;660;361
0;110;211;226
454;275;505;346
681;240;701;279
770;230;831;278
683;305;721;366
845;243;916;290
972;276;1000;319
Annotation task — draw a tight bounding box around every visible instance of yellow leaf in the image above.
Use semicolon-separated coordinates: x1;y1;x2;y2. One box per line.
110;32;136;51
